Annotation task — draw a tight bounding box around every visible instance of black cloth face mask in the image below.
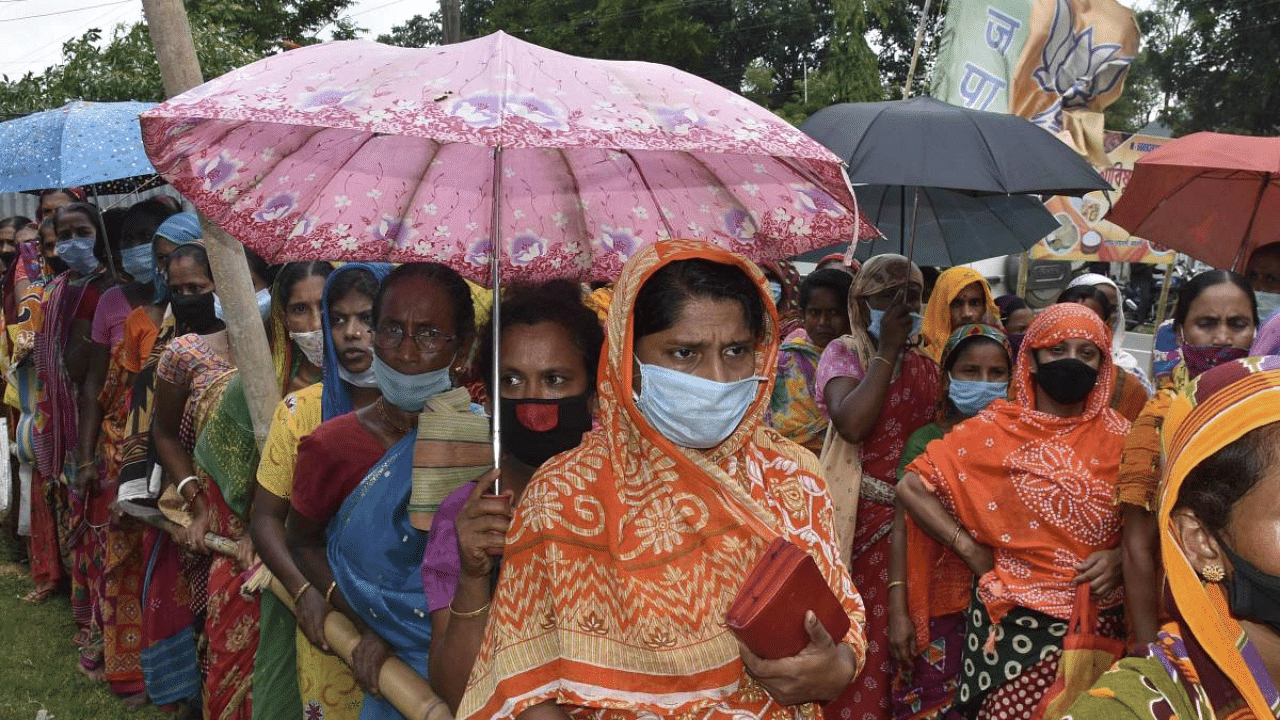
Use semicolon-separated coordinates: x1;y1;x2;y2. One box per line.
171;291;219;334
1033;357;1099;406
499;393;593;468
1221;541;1280;635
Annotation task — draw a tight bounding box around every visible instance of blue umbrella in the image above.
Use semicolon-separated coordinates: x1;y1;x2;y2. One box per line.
0;100;158;192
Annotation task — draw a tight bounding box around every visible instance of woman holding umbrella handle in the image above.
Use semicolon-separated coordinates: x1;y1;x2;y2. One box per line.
825;286;918;443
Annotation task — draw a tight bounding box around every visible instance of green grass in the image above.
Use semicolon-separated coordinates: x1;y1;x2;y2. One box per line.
0;530;166;720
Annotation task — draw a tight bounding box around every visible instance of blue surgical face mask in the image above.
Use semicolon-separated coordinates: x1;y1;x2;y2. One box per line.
120;244;155;284
866;308;923;341
338;364;379;389
213;288;273;322
947;377;1008;416
372;354;453;412
55;237;100;275
632;360;764;449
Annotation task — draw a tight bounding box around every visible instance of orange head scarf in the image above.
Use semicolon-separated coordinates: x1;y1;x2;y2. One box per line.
1159;356;1280;719
906;303;1130;632
458;239;866;720
919;267;1000;362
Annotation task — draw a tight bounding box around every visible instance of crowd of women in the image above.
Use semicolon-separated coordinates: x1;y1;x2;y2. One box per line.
6;186;1280;720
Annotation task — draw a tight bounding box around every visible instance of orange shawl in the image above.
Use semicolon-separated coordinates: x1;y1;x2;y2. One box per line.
458;240;866;720
906;303;1130;634
1159;357;1280;719
919;267;1000;363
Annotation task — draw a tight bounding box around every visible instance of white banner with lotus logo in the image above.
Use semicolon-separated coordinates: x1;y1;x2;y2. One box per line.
932;0;1140;165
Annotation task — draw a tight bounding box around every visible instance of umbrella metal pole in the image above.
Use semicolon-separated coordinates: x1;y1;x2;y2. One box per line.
491;146;504;494
906;186;921;263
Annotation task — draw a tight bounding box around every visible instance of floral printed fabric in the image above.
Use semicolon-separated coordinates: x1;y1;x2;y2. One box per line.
767;329;827;453
140;34;875;283
457;240;866;720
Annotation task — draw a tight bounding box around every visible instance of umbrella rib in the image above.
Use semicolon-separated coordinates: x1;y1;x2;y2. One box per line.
964;112;1010;194
619;150;676;241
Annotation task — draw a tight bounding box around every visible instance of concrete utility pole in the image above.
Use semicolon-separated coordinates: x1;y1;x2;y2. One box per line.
140;0;281;447
442;0;462;44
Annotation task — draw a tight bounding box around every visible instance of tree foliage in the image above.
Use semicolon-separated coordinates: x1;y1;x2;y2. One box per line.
377;0;889;123
0;17;259;116
185;0;358;52
0;0;357;118
1144;0;1278;135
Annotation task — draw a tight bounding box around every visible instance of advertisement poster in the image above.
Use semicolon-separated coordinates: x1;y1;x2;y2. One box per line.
1029;132;1177;264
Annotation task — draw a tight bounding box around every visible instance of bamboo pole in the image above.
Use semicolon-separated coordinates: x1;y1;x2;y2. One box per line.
120;501;454;720
140;0;280;447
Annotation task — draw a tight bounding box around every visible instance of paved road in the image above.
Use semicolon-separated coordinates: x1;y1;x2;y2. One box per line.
1122;330;1155;375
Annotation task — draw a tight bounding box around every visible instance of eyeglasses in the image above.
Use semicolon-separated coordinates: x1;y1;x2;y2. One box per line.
370;325;456;353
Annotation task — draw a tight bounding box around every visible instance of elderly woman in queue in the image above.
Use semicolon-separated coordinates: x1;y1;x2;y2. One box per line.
817;254;939;719
457;240;865;720
1065;357;1280;719
898;303;1128;718
1116;270;1257;648
287;263;477;720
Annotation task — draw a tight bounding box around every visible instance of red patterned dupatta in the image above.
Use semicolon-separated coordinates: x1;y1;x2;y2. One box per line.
907;304;1130;630
458;240;866;720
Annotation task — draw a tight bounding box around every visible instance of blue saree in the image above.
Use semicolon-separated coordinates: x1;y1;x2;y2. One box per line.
327;431;432;720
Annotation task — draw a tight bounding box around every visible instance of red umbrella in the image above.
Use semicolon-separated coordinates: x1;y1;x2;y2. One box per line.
1106;132;1280;271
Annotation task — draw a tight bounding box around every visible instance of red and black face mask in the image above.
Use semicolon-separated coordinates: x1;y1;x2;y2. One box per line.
499;393;593;468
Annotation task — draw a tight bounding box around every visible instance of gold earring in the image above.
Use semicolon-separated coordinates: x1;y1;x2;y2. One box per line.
1201;564;1226;583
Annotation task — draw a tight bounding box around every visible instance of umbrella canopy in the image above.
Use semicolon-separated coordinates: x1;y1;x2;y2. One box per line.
849;185;1059;266
0;100;158;192
1106;132;1280;271
140;33;876;283
791;186;1059;266
800;96;1111;196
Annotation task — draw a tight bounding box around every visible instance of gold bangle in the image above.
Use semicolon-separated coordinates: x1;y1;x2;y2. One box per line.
949;525;964;549
870;355;893;370
886;580;906;591
324;580;337;605
448;599;491;618
292;581;312;604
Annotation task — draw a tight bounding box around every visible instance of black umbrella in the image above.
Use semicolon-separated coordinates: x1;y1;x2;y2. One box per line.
800;96;1110;196
794;185;1060;266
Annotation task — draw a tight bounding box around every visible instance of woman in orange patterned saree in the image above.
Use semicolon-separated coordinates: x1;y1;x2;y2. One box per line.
457;240;866;720
898;303;1130;719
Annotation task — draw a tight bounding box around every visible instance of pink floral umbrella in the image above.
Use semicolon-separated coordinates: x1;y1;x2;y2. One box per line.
139;31;875;283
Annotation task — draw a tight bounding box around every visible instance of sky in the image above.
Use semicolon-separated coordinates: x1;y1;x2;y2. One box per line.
0;0;422;80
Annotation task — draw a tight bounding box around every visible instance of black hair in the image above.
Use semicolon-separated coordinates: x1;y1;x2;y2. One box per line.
1176;422;1280;534
121;199;179;248
478;279;605;393
0;215;33;233
943;334;1010;374
51;202;108;262
1056;285;1112;320
102;207;128;256
275;261;334;309
168;243;212;282
996;295;1028;325
633;259;765;340
799;268;854;311
373;262;475;341
1248;242;1280;264
1173;269;1257;331
327;266;380;307
243;247;275;289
